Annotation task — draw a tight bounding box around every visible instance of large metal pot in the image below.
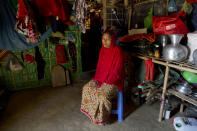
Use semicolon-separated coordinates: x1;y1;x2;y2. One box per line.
176;81;192;95
163;34;188;61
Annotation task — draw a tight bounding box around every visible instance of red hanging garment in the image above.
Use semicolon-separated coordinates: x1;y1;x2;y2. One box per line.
93;31;125;92
145;59;154;81
17;0;28;19
55;45;67;64
31;0;73;25
16;0;41;43
24;53;35;63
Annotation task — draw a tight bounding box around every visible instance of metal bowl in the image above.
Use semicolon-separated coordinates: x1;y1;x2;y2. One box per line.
176;81;192;95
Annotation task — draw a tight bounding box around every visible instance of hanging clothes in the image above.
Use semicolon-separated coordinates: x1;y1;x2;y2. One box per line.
35;46;45;80
145;59;154;81
68;41;77;72
0;0;52;51
31;0;73;25
16;0;41;43
72;0;88;33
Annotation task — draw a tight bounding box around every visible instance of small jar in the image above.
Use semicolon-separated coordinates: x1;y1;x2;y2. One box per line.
155;45;160;58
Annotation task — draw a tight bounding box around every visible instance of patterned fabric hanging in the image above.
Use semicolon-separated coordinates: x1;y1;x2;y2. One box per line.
0;0;52;50
72;0;88;33
15;0;41;43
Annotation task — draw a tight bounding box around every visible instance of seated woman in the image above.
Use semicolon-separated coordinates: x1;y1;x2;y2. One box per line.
80;30;125;125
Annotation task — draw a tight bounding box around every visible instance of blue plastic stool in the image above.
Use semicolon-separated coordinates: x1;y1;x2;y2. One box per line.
111;91;124;122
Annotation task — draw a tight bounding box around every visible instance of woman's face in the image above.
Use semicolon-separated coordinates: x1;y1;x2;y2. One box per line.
102;33;111;48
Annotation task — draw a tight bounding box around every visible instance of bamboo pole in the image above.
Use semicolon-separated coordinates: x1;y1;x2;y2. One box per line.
159;64;169;122
103;0;107;30
124;0;128;7
180;102;184;113
128;6;132;30
135;0;157;6
166;0;169;16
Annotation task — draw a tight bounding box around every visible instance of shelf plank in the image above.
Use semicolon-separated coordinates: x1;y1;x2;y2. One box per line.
130;53;197;73
168;89;197;106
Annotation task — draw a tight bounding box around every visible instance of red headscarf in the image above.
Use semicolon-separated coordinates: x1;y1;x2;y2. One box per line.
93;30;125;92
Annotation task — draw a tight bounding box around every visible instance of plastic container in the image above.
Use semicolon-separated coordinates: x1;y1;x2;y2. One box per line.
187;32;197;63
172;117;197;131
182;71;197;83
193;49;197;67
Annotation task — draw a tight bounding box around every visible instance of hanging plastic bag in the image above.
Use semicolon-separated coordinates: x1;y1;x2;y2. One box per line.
187;0;197;4
144;7;153;31
152;10;189;35
6;53;23;71
167;0;177;13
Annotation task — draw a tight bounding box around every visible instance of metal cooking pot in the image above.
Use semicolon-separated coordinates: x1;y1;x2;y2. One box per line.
176;81;192;95
163;34;188;61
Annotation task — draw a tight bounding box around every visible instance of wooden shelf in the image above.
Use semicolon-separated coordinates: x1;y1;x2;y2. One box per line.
168;89;197;107
129;52;197;122
131;53;197;73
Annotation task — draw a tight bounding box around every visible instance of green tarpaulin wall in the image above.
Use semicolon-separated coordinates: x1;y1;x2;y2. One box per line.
0;26;82;90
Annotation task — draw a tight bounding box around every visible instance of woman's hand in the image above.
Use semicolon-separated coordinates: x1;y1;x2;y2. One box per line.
89;80;98;87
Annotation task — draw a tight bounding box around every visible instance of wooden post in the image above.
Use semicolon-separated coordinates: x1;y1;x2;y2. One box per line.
124;0;128;7
166;0;169;16
128;6;132;30
159;64;170;122
180;101;184;113
103;0;107;30
128;0;133;30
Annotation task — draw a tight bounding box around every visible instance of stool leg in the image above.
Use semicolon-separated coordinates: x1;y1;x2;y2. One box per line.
118;91;123;122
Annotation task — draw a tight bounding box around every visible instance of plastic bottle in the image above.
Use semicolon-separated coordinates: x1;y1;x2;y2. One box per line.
172;117;197;131
154;44;160;58
163;99;172;119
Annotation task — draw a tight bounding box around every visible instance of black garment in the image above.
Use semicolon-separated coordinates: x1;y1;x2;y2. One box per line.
50;16;65;33
68;42;77;72
35;46;45;80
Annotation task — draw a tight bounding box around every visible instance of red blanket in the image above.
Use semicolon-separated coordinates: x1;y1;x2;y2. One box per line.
118;33;155;43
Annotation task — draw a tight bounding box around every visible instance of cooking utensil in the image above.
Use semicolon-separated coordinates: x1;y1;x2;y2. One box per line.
163;34;188;61
176;81;192;95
